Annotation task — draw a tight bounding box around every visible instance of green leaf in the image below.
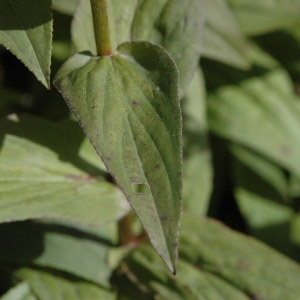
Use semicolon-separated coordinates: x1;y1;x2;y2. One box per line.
228;0;300;36
183;69;212;215
231;145;300;260
131;0;204;92
0;220;114;287
114;246;248;299
206;46;300;179
0;115;129;225
54;42;182;273
0;0;53;88
1;282;36;300
12;268;114;300
114;214;300;299
203;0;251;69
72;0;204;92
52;0;78;15
180;214;300;299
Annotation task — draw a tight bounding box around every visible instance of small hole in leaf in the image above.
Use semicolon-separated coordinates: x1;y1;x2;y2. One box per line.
131;183;150;195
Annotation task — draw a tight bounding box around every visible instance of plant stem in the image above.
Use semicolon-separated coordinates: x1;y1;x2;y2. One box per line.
118;211;133;246
89;0;112;56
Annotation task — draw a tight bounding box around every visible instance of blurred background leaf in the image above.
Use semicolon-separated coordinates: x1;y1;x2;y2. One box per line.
0;115;129;225
113;214;300;300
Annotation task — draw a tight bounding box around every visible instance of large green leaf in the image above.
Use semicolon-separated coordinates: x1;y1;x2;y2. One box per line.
0;115;129;225
114;214;300;299
180;215;300;299
0;0;52;88
71;0;204;92
11;268;114;300
54;42;182;273
206;46;300;179
228;0;300;36
0;220;115;287
113;246;248;299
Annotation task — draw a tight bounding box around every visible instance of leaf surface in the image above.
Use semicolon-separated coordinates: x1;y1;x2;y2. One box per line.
0;220;114;287
0;115;129;225
231;145;300;261
12;268;114;300
203;0;250;69
52;0;78;15
1;282;36;300
0;0;52;88
180;215;300;299
206;47;300;178
228;0;300;36
114;214;300;299
54;42;182;273
183;69;212;215
131;0;204;92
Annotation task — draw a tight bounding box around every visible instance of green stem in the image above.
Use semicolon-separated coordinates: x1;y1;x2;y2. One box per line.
90;0;112;56
118;211;133;246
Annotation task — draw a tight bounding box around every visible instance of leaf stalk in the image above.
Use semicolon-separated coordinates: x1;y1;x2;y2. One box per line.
89;0;112;56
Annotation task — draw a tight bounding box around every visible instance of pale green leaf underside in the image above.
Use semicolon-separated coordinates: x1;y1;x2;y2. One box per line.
1;282;36;300
54;41;182;273
0;0;52;88
0;116;129;225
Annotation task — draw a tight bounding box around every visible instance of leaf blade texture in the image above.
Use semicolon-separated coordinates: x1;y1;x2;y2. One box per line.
54;41;182;273
0;116;129;226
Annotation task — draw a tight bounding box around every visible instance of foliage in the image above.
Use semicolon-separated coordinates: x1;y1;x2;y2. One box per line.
1;0;300;298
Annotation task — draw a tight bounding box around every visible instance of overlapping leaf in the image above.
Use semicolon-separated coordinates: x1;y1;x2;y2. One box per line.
114;214;300;299
0;115;129;225
207;46;300;178
11;268;114;300
0;220;115;287
54;42;182;273
131;0;204;91
0;0;52;88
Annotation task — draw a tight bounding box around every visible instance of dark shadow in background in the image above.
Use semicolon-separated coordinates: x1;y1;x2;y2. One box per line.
0;0;52;30
232;146;300;262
